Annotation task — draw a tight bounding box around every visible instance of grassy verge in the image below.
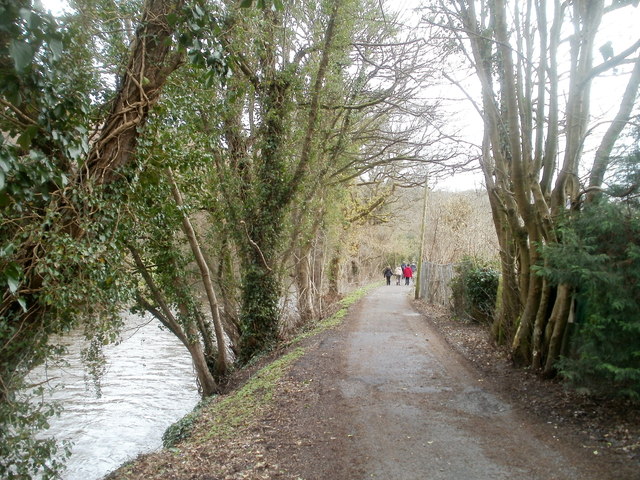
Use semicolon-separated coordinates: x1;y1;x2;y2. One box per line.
289;282;380;344
162;282;378;450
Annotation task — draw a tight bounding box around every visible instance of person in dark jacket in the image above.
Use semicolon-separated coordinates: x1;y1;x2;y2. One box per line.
383;266;393;285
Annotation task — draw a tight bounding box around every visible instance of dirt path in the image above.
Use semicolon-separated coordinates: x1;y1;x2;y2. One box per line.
108;285;638;480
272;285;635;480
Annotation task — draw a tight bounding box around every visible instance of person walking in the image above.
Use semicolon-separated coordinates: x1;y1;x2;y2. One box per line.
394;266;402;285
383;265;393;285
403;264;413;286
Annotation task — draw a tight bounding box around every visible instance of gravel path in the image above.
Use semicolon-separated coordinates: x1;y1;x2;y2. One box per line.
339;285;584;479
278;285;627;479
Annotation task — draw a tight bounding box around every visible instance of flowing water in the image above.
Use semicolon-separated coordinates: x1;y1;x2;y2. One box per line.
27;313;200;480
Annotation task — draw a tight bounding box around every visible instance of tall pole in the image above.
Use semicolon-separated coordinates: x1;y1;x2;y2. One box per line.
415;173;429;300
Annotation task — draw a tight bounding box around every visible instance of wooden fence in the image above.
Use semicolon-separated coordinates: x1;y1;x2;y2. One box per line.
417;261;455;307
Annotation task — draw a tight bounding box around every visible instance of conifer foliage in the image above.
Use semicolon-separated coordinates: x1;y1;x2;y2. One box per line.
539;150;640;398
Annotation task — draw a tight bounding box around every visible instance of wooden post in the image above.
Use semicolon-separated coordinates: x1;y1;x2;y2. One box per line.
415;173;429;300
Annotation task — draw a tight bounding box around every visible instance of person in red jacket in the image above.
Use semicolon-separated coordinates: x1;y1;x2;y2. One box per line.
402;264;413;286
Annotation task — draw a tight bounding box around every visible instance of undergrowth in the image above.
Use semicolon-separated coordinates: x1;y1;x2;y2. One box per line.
199;347;306;441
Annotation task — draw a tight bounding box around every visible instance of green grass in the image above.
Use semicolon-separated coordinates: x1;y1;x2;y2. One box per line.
198;347;305;441
291;282;379;343
163;281;377;448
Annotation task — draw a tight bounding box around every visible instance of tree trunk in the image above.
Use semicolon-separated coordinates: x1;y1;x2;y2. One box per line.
234;0;344;360
291;205;325;326
587;55;640;202
550;1;603;214
167;168;229;377
328;249;341;299
214;239;242;350
129;245;219;396
0;0;185;402
239;248;281;360
543;284;573;376
531;279;553;370
312;235;326;317
295;249;316;326
511;272;543;364
448;0;640;378
479;122;521;345
83;0;184;183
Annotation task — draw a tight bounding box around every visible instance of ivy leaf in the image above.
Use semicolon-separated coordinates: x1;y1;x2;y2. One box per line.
9;39;35;72
5;263;22;294
18;125;39;149
273;0;284;10
18;297;27;312
49;38;63;61
0;169;4;190
57;173;68;188
19;8;32;26
240;0;253;7
0;191;9;208
0;243;15;257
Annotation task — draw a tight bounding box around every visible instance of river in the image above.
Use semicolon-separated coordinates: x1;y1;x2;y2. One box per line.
27;313;200;480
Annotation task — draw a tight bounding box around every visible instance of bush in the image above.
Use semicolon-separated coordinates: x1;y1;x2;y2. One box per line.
540;201;640;399
450;257;499;323
162;396;216;448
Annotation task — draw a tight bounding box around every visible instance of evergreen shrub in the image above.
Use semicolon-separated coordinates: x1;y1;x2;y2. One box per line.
539;201;640;399
450;256;499;323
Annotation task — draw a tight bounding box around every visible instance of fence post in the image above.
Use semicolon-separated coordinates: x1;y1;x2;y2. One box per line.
415;174;429;299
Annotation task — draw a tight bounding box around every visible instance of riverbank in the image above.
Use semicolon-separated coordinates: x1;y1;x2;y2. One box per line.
105;283;379;480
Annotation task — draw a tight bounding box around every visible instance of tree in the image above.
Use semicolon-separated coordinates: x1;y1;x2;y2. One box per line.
197;0;450;359
122;159;227;396
127;0;444;371
425;0;640;374
539;144;640;397
0;0;198;474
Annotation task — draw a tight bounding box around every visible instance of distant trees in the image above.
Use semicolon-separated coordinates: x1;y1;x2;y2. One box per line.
424;191;498;264
424;0;640;377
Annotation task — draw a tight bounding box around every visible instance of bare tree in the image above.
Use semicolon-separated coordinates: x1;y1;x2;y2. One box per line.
426;0;640;373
